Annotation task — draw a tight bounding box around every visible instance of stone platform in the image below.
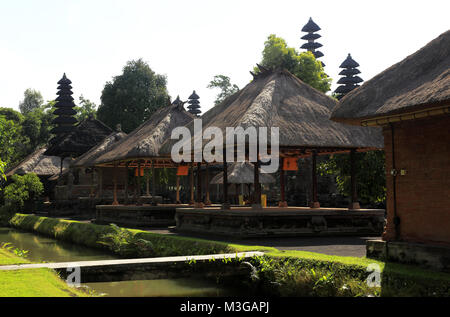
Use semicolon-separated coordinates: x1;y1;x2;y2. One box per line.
175;206;386;238
367;239;450;273
95;204;189;228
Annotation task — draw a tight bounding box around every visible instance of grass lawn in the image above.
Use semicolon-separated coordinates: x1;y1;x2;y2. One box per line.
0;248;88;297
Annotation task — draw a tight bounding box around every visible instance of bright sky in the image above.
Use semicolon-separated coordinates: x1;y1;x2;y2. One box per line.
0;0;448;115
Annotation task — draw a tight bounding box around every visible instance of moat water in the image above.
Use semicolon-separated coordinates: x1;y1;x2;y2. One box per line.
0;227;238;297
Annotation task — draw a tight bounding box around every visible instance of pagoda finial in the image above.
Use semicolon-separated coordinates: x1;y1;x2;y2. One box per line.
50;73;77;138
300;17;325;66
187;90;201;117
334;54;363;100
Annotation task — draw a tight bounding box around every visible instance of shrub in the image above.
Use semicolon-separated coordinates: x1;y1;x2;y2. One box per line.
98;223;155;257
3;173;43;211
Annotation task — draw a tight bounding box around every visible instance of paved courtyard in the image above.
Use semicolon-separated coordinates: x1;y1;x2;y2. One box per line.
145;227;378;258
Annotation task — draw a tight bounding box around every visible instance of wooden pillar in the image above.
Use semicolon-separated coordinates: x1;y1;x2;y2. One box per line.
97;168;103;199
189;163;195;205
279;158;288;207
89;168;95;198
124;163;129;205
310;150;320;208
151;161;157;205
195;162;204;208
146;164;150;197
176;175;181;204
222;149;230;209
252;159;262;209
136;161;142;205
205;163;211;205
112;163;119;206
349;149;360;210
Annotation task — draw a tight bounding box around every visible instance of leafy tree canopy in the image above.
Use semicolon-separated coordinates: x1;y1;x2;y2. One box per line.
318;150;386;206
97;59;169;133
75;95;97;121
0;107;24;124
3;173;44;210
0;115;26;168
256;34;331;93
207;75;240;106
19;88;44;114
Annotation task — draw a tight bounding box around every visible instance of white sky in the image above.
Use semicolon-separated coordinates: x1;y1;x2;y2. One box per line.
0;0;449;115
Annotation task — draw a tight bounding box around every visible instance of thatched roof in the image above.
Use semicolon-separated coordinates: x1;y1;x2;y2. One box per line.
71;131;127;168
92;100;195;165
210;162;275;184
6;148;72;177
159;68;383;156
331;30;450;125
45;116;113;157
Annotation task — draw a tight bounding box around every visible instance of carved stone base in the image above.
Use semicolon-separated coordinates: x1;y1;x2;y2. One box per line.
349;202;361;210
310;201;320;209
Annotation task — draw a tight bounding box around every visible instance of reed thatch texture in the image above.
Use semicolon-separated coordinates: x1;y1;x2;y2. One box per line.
5;148;72;177
92;100;195;165
71;131;127;168
45;116;113;157
159;68;383;155
210;162;275;184
331;30;450;125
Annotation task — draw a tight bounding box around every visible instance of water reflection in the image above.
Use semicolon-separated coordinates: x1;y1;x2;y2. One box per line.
0;227;117;263
84;278;237;297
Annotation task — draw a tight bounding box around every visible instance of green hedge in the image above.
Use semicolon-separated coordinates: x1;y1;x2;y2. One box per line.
8;214;275;258
247;251;450;297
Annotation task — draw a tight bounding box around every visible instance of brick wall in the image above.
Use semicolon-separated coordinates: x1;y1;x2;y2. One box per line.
382;114;450;246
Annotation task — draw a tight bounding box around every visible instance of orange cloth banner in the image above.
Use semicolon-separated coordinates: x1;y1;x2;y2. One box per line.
134;167;144;176
177;165;189;176
283;157;298;171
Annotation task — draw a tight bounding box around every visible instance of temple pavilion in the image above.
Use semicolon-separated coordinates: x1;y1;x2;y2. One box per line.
331;30;450;271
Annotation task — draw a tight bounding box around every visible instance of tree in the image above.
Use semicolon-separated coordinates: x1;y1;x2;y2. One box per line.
19;89;44;114
0;115;26;168
0;159;6;182
256;34;331;93
0;107;24;124
3;173;44;211
22;106;54;152
318;150;386;206
97;59;169;133
207;75;239;106
75;95;97;121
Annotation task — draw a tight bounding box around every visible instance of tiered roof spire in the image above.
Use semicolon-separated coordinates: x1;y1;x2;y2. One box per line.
50;73;77;137
334;54;363;100
301;17;325;66
187;90;201;117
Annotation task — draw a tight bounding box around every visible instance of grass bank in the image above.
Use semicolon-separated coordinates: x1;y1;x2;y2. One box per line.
4;213;450;297
7;213;276;257
0;248;88;297
247;250;450;296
